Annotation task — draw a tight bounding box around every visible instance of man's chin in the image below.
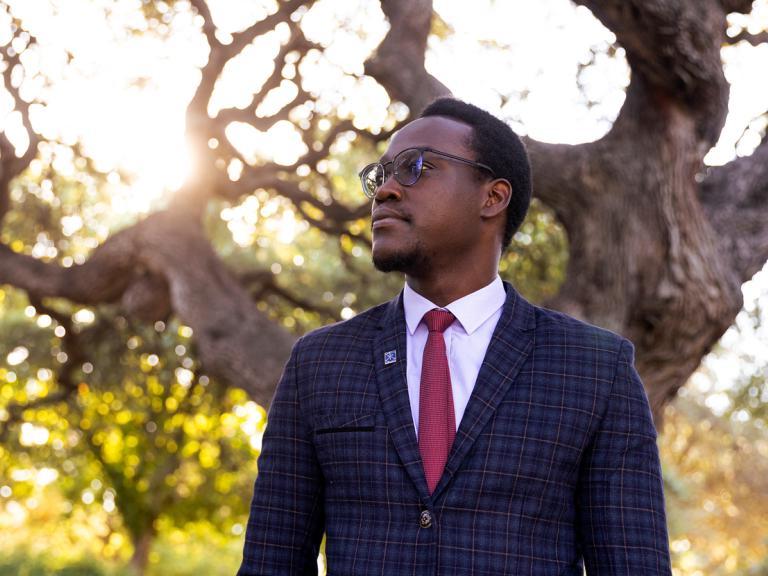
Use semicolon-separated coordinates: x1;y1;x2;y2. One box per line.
372;249;425;274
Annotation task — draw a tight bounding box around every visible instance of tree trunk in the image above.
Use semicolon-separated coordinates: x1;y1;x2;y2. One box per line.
129;530;154;576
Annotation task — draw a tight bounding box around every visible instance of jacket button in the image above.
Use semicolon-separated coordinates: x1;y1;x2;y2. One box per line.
419;509;433;528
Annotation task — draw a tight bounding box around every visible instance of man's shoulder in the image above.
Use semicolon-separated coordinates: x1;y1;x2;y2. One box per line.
524;303;636;394
502;282;627;353
294;299;392;352
529;300;628;354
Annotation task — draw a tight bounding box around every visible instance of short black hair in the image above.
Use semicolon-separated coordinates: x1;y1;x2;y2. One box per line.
419;97;532;249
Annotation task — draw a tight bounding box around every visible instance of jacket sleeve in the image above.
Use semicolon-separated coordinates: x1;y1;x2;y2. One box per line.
576;338;672;575
238;338;325;576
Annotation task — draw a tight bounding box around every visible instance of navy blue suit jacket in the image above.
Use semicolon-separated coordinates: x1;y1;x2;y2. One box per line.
238;284;672;575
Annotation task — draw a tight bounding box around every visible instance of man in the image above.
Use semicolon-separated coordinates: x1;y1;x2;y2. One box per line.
238;98;672;575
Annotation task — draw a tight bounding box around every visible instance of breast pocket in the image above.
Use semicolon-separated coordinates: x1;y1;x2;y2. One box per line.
316;412;376;435
313;412;383;497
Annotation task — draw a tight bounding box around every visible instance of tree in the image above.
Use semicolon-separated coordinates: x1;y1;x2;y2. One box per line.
0;0;766;436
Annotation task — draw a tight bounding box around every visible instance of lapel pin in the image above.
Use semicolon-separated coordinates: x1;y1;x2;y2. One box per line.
384;350;397;365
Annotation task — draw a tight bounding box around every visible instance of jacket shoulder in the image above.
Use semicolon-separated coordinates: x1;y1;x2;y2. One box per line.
294;300;390;352
531;303;629;354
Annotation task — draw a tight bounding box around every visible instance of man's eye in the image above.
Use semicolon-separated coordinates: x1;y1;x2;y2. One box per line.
409;163;428;179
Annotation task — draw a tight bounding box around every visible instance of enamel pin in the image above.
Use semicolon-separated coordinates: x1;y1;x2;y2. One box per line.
384;350;397;365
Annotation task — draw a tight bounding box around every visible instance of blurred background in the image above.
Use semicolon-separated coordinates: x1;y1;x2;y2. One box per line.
0;0;767;574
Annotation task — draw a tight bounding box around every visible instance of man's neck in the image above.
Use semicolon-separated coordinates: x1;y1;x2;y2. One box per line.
405;269;499;308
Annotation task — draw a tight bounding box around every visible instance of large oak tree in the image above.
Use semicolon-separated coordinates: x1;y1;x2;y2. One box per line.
1;0;767;430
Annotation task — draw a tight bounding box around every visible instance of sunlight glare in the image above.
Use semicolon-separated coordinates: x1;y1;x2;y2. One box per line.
36;468;59;487
226;120;307;166
430;0;629;144
19;423;49;447
264;206;304;244
8;0;197;216
705;42;768;165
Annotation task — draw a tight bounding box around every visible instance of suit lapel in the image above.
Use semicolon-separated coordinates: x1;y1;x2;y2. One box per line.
433;283;536;499
374;293;431;500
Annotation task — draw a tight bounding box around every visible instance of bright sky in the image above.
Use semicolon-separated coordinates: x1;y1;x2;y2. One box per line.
1;0;767;402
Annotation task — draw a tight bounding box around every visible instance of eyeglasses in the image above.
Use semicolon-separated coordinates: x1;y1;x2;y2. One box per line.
358;146;495;199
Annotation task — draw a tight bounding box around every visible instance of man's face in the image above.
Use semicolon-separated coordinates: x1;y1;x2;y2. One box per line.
370;116;487;276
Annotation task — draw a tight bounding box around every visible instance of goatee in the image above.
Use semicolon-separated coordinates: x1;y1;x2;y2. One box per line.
372;249;429;275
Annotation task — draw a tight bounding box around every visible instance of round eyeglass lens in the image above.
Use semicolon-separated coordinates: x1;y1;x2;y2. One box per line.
363;165;383;197
394;149;423;185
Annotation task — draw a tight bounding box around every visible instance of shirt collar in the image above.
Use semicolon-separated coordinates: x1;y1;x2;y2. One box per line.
403;276;506;336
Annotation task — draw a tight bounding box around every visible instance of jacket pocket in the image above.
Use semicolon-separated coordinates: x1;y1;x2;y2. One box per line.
313;412;381;493
314;412;376;435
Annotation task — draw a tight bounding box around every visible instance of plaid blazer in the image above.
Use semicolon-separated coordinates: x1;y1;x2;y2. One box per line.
238;283;672;575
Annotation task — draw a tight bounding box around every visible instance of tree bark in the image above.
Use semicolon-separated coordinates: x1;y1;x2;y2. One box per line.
129;529;154;576
364;0;451;114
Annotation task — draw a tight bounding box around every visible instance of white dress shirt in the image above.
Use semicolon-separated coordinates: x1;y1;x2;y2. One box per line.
403;276;506;435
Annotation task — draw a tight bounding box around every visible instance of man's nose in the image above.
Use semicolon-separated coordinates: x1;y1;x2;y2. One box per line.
373;173;403;203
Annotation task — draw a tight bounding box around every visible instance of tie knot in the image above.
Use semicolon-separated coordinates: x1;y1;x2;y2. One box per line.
423;309;455;334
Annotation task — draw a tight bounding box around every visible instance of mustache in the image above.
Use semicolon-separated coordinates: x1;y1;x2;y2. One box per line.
371;208;411;224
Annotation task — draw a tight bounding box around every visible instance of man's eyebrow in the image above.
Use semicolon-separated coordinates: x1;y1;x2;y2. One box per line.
378;147;418;164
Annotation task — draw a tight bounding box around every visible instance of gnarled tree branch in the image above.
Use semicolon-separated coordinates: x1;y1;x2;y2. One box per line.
364;0;450;113
0;209;295;406
0;22;41;225
699;135;768;282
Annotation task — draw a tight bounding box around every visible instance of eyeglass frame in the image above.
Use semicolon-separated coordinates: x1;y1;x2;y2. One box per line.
358;146;496;199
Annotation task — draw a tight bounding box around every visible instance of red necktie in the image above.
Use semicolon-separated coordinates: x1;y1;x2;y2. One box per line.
418;308;456;493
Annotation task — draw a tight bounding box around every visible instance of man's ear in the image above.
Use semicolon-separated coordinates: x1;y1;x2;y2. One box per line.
480;179;512;220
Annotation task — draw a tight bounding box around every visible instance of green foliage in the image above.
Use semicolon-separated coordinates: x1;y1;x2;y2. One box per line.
142;523;244;576
661;393;768;574
0;143;126;264
0;552;116;576
1;294;262;565
501;199;568;303
660;270;768;575
0;527;243;576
